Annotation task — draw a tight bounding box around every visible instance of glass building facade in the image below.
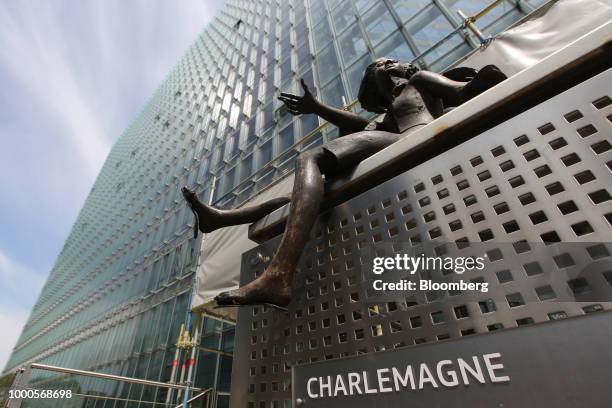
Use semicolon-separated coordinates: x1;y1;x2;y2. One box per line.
4;0;544;406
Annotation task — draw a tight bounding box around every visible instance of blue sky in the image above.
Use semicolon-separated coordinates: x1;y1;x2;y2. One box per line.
0;0;224;371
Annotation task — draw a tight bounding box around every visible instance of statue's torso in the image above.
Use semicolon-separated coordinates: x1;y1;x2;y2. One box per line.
368;84;435;134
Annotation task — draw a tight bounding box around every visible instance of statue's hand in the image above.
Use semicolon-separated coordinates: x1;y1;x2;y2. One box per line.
278;79;319;115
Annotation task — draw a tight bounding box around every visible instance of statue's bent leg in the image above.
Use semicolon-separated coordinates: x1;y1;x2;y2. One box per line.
215;148;328;307
181;187;290;234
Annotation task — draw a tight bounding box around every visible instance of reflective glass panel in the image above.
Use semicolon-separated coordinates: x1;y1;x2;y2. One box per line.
362;2;397;46
373;30;415;62
316;42;341;86
338;23;368;66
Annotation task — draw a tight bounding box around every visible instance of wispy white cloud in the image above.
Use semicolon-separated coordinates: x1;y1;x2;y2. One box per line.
0;0;224;371
0;307;29;373
0;248;45;371
0;1;110;177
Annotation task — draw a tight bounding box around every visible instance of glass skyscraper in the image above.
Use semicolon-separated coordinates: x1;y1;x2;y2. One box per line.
3;0;544;406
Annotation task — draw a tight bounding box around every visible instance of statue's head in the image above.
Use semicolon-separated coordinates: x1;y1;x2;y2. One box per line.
358;58;419;113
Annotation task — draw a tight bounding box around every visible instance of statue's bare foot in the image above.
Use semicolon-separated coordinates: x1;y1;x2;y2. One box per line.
215;272;291;307
461;65;506;101
181;186;225;233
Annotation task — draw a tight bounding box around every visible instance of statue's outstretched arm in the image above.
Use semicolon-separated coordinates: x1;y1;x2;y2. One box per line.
278;79;370;134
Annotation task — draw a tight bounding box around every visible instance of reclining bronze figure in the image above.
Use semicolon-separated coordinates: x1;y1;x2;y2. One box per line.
182;58;506;307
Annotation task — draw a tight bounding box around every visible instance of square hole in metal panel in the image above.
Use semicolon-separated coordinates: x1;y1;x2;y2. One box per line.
470;156;483;167
513;240;531;254
443;203;456;215
478;299;497;313
549;137;568;150
431;310;445;324
401;204;413;214
463;194;477;206
488;323;504;331
524;261;543;276
548;311;568;320
499;160;515;172
450;165;463;176
478;170;491;181
453;305;470;319
571;221;594;236
577;124;597;138
409;315;422;328
592;95;611;109
554;253;575;268
558;200;578;214
591;140;612;154
541;230;561;243
487;248;503;261
429;227;442;239
588;189;612;204
479;229;494;241
574;170;596;184
506;292;525;307
583;304;604;314
434;244;449;257
494;201;509;214
414;182;425;193
491;145;506;157
516;317;534;326
508;175;524;188
518;192;536;205
586;244;610;260
449;219;462;231
568;277;591;294
603;270;612;286
437;188;450;199
561;153;581;166
514;134;529;146
397;190;408;201
485;185;500;197
390;320;403;333
405;218;417;230
535;285;556;300
534;164;552;178
605;212;612;226
563;110;583;122
419;196;431;207
496;269;513;283
545;181;565;195
529;210;548;224
461;328;476;336
456;179;470;190
523;149;540;161
471;210;485;223
503;220;520;233
431;174;443;185
354;328;364;340
538;123;555;135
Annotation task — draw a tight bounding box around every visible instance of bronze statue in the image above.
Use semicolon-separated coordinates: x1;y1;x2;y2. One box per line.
182;58;506;307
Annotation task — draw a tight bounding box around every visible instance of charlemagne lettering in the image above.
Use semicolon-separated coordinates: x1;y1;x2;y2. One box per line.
306;353;509;399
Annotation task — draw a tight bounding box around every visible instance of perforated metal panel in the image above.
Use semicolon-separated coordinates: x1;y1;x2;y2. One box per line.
230;70;612;408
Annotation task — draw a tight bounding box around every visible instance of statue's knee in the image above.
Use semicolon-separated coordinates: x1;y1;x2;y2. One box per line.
296;148;323;166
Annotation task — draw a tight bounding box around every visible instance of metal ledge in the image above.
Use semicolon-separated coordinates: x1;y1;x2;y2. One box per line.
249;21;612;244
